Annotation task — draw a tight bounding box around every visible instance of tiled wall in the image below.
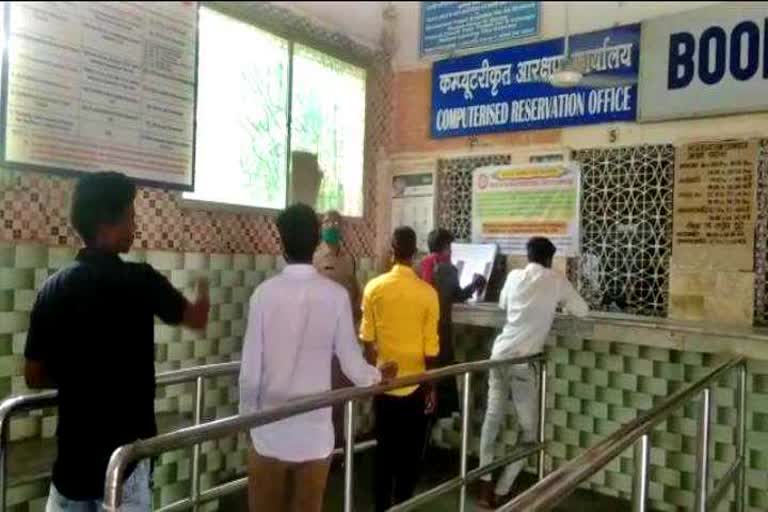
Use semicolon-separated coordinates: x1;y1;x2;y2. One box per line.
7;250;768;511
0;243;378;512
442;323;768;512
0;170;376;258
0;1;392;261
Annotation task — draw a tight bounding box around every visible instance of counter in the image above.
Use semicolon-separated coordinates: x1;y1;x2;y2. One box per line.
453;303;768;359
444;303;768;512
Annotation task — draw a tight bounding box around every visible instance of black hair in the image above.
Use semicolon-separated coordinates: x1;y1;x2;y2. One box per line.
392;226;417;262
427;228;454;254
527;237;557;267
71;172;137;244
277;203;320;263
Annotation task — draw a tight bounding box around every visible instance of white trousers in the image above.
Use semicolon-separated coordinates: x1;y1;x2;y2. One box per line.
478;363;538;497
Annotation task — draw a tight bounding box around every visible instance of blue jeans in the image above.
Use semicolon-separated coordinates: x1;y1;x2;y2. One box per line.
46;460;152;512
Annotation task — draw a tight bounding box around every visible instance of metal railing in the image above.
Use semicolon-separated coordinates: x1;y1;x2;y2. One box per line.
0;361;240;512
103;353;547;512
498;355;747;512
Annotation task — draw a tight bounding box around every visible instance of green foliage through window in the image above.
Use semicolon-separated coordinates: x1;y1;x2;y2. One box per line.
187;8;366;217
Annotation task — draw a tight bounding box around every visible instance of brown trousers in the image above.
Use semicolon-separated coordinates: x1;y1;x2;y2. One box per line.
247;447;331;512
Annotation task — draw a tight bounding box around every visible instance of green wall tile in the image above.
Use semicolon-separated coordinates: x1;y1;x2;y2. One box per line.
233;254;254;271
608;372;638;391
0;290;13;312
0;245;14;266
0;269;34;290
254;255;275;272
14;246;48;270
0;313;28;335
47;247;77;269
183;253;209;271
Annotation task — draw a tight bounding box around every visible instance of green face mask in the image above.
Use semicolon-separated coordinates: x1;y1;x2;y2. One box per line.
322;227;341;245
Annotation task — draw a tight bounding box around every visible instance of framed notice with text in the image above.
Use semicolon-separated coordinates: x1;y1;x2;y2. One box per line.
1;2;198;189
471;163;581;256
420;1;540;57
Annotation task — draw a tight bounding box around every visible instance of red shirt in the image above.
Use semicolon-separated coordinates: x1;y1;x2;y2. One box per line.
420;253;450;284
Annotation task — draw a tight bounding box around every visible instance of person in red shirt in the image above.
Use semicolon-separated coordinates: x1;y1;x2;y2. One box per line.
421;229;485;418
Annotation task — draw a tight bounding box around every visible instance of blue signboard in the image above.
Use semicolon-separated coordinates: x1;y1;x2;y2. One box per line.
431;24;641;138
421;2;540;56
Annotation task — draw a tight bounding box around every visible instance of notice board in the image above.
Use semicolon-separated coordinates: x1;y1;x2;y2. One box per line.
672;139;758;270
391;173;435;253
420;1;540;56
2;2;198;189
471;163;581;256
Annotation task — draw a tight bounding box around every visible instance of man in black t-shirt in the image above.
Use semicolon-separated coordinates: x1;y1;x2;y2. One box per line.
24;172;210;511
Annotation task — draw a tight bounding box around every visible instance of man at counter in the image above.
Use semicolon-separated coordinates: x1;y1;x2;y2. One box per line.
422;228;486;418
240;204;396;512
478;237;588;508
313;209;361;446
24;172;211;512
361;226;440;511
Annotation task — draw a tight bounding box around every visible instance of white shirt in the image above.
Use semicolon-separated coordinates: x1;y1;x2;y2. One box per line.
492;263;589;359
239;264;381;462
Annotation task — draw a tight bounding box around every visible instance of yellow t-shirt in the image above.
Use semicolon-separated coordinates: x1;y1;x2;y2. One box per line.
359;264;440;396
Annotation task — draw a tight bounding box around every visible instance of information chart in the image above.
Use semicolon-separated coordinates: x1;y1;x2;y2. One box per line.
4;2;197;187
451;242;497;302
421;2;539;56
673;139;758;270
472;163;581;256
391;173;435;253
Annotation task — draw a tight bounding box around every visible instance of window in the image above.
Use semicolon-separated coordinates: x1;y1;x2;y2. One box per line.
190;8;289;209
575;145;675;317
291;45;366;217
186;7;367;216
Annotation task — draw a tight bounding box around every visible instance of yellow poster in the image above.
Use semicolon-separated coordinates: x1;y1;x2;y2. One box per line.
471;163;581;255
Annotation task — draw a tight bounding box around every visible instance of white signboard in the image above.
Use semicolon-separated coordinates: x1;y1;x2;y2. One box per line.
451;243;497;303
391;173;435;252
4;2;198;188
639;3;768;122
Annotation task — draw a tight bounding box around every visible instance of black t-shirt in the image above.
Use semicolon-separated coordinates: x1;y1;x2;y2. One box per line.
24;249;187;500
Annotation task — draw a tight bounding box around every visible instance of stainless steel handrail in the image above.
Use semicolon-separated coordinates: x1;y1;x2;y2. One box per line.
0;361;240;512
104;353;548;512
498;355;747;512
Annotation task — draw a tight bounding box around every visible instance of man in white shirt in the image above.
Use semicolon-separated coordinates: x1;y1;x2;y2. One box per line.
478;237;588;508
239;204;397;512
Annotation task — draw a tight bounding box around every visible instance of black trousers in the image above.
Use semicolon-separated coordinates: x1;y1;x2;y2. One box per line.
373;388;429;512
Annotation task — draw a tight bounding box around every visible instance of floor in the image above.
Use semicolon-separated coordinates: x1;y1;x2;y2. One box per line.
222;447;633;511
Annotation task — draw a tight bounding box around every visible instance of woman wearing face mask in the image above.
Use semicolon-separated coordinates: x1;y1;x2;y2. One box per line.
313;210;361;447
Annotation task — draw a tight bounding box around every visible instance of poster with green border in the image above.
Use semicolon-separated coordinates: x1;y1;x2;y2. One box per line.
471;163;581;256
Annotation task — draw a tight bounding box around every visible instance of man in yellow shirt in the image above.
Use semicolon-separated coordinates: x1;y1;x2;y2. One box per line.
360;226;440;512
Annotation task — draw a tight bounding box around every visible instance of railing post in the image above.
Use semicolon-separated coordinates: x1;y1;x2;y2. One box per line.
191;376;205;512
632;433;650;512
695;387;712;512
537;360;548;480
344;400;356;512
735;363;748;512
459;372;472;512
0;419;7;512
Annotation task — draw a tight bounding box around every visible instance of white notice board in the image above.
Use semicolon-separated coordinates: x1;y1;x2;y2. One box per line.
2;2;198;188
391;173;435;253
452;242;497;302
